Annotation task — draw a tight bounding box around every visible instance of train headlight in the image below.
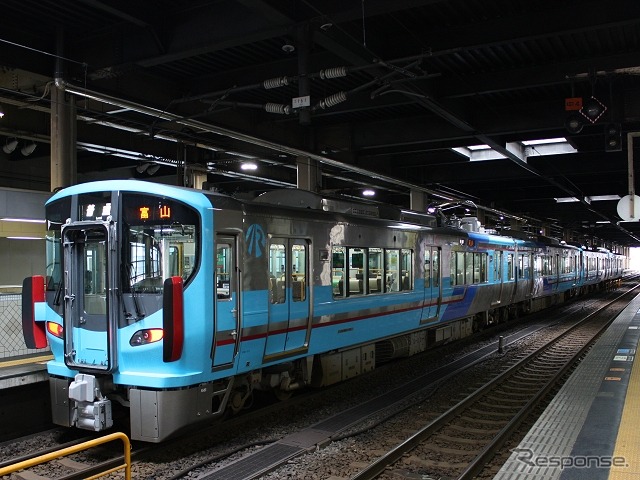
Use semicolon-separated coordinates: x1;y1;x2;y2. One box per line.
129;328;164;346
46;321;63;338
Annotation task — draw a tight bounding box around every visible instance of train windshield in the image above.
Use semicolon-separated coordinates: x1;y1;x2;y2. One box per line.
121;193;199;293
44;197;71;311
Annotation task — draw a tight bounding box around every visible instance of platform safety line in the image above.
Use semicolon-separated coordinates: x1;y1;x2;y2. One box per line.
0;354;52;368
609;350;640;480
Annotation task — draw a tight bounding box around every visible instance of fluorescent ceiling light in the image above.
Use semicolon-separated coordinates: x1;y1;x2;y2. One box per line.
522;138;567;145
7;236;44;240
589;195;621;201
467;144;491;150
240;162;258;171
1;217;46;223
362;189;375;197
554;197;579;203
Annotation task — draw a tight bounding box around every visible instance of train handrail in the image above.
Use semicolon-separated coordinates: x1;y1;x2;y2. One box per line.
0;432;131;480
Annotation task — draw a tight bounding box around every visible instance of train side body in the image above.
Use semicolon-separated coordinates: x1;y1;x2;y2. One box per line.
21;181;625;441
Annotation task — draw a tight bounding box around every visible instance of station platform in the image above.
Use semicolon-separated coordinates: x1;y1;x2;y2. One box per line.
0;354;51;390
495;294;640;480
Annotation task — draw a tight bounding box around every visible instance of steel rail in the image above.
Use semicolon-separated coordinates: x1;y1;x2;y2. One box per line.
350;284;640;480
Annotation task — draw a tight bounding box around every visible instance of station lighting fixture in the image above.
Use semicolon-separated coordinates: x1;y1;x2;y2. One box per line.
2;138;18;154
564;114;583;134
240;161;258;171
21;141;37;156
136;162;150;173
362;189;375;197
0;103;4;118
604;123;622;152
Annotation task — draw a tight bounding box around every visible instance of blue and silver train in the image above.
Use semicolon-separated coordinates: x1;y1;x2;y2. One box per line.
21;180;624;441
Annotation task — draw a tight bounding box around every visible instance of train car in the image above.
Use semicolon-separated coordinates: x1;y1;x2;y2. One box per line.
21;180;624;441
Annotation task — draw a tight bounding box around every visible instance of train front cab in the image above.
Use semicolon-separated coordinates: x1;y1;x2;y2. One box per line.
21;183;247;441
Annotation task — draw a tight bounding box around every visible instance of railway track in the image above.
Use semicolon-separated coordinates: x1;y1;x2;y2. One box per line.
2;282;636;480
349;284;640;480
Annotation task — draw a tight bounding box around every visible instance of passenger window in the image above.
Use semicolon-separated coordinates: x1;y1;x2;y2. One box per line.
432;249;440;287
494;251;502;281
349;248;366;296
291;243;306;302
425;249;431;288
456;251;465;285
401;249;412;290
465;252;474;284
332;247;346;297
385;249;400;292
216;239;234;300
369;248;383;293
507;254;515;280
269;243;286;304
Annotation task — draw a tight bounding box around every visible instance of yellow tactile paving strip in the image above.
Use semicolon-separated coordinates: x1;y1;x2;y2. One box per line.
0;354;52;368
609;354;640;480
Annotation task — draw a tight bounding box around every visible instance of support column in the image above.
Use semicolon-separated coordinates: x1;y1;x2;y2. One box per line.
297;24;311;126
409;190;427;212
51;27;76;191
50;86;77;191
296;156;320;192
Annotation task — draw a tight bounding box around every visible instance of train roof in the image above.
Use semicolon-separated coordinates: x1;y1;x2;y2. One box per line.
253;188;438;227
48;182;614;254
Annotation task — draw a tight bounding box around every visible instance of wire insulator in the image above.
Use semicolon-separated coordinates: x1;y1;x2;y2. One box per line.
319;92;347;109
263;77;289;89
320;67;347;80
264;103;291;115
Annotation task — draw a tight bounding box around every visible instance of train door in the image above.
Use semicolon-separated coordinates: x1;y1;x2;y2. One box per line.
62;223;117;373
526;253;535;296
506;252;517;303
213;235;240;368
491;250;504;306
423;246;441;321
265;238;311;359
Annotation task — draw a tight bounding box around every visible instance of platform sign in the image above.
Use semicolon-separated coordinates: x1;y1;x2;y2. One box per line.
292;95;310;109
564;97;583;111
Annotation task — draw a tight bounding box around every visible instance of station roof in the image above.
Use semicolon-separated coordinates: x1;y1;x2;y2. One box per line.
1;1;640;247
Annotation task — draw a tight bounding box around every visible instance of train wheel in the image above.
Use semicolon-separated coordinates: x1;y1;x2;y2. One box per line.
229;384;252;413
274;388;292;401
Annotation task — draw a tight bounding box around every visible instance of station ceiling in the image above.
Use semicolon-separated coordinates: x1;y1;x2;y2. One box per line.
1;1;640;247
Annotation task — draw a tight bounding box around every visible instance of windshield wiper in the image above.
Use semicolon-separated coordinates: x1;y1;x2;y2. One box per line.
53;277;63;306
125;262;145;319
